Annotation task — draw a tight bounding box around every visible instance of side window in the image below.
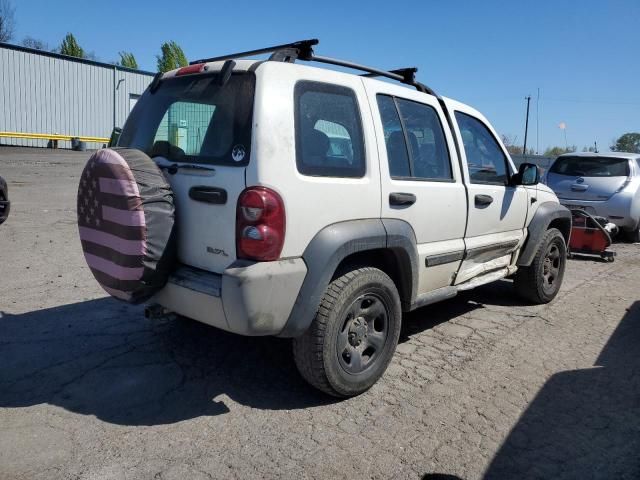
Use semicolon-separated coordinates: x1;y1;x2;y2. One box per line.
295;82;365;178
377;95;410;177
376;94;452;181
455;111;510;185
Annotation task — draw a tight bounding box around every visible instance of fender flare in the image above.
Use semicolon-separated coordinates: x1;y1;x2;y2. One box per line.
517;202;571;267
278;219;418;337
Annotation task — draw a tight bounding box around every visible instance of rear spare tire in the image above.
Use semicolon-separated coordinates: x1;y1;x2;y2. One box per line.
77;148;176;303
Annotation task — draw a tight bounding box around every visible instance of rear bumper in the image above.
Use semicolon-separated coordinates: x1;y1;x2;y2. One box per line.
151;258;307;336
559;196;638;229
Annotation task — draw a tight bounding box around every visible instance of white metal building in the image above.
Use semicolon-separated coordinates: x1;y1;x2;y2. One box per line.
0;42;154;148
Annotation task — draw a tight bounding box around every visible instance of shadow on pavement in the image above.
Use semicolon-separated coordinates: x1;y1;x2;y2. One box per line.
0;279;534;427
0;298;335;426
484;301;640;479
401;279;527;342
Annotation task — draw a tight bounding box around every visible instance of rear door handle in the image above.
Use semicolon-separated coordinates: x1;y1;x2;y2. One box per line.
389;192;416;206
475;194;494;207
189;186;227;204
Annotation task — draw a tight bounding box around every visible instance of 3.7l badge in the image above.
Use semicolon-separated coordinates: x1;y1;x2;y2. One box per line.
207;246;229;257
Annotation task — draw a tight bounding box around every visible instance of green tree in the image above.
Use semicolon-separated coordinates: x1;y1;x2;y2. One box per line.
0;0;16;42
60;33;84;58
156;41;188;73
501;134;534;156
118;51;138;69
611;133;640;153
544;145;577;157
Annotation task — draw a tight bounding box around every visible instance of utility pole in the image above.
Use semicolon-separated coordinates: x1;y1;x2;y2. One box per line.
536;88;540;154
523;95;531;156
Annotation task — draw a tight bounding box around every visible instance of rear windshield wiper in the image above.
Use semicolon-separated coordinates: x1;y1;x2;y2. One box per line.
154;159;216;175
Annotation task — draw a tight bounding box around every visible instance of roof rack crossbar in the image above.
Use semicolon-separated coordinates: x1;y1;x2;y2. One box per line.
312;56;435;96
190;39;318;65
361;67;417;81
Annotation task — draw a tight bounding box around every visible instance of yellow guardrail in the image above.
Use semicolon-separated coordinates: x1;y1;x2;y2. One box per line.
0;131;109;143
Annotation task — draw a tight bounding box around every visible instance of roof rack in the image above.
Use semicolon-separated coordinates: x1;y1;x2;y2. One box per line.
190;39;318;65
189;39;437;96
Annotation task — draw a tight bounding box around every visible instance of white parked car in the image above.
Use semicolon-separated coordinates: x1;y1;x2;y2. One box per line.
78;40;571;397
546;151;640;241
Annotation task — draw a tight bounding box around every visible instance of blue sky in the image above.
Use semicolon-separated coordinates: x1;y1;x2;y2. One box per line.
11;0;640;152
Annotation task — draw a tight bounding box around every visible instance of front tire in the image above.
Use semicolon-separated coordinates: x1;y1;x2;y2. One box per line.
515;228;567;304
293;267;402;397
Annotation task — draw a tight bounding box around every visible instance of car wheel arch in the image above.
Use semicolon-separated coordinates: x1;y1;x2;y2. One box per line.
518;202;572;267
278;219;418;337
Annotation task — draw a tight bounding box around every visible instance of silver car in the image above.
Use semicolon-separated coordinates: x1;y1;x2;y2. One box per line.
546;152;640;241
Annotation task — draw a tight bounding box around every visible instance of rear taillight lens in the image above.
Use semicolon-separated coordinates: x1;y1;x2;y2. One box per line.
614;176;632;194
236;187;285;261
176;63;205;76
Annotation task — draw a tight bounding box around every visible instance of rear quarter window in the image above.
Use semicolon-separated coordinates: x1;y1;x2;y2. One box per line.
295;81;365;178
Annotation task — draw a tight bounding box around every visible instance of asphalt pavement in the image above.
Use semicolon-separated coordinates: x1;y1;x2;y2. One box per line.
1;147;638;480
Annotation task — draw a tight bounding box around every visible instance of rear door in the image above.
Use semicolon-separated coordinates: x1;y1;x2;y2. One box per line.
118;71;256;274
364;81;467;294
447;104;530;284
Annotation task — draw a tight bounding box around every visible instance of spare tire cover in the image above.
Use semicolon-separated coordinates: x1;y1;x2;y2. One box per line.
77;148;176;303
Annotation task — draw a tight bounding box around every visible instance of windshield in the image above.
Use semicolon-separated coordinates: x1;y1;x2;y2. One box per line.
549;156;630;177
118;73;255;166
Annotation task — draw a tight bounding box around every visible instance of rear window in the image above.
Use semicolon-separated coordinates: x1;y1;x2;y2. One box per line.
550;156;630;177
295;81;365;178
118;73;255;166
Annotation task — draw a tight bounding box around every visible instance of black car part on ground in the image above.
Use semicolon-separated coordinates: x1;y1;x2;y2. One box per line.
0;176;9;225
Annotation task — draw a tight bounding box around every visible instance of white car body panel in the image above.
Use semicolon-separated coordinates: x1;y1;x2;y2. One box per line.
247;62;382;258
443;98;530;284
361;79;467;293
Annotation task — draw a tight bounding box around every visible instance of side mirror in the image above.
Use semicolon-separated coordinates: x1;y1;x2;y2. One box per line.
108;127;122;148
512;162;539;186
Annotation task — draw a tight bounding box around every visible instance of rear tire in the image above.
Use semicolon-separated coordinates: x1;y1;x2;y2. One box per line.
624;227;640;243
515;228;567;304
293;267;401;398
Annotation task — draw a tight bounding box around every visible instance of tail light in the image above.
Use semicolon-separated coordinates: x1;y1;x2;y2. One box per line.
176;63;205;76
614;176;632;194
236;187;285;261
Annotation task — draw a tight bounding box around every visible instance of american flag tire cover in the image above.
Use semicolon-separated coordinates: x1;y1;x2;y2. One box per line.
77;148;176;304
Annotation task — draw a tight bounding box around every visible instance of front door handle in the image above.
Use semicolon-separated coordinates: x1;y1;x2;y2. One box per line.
475;194;494;207
389;192;416;206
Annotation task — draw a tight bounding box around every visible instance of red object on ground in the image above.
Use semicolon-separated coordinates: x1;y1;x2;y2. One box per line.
568;210;615;261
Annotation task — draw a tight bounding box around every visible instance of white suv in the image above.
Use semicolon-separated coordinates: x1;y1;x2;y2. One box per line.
78;40;571;397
